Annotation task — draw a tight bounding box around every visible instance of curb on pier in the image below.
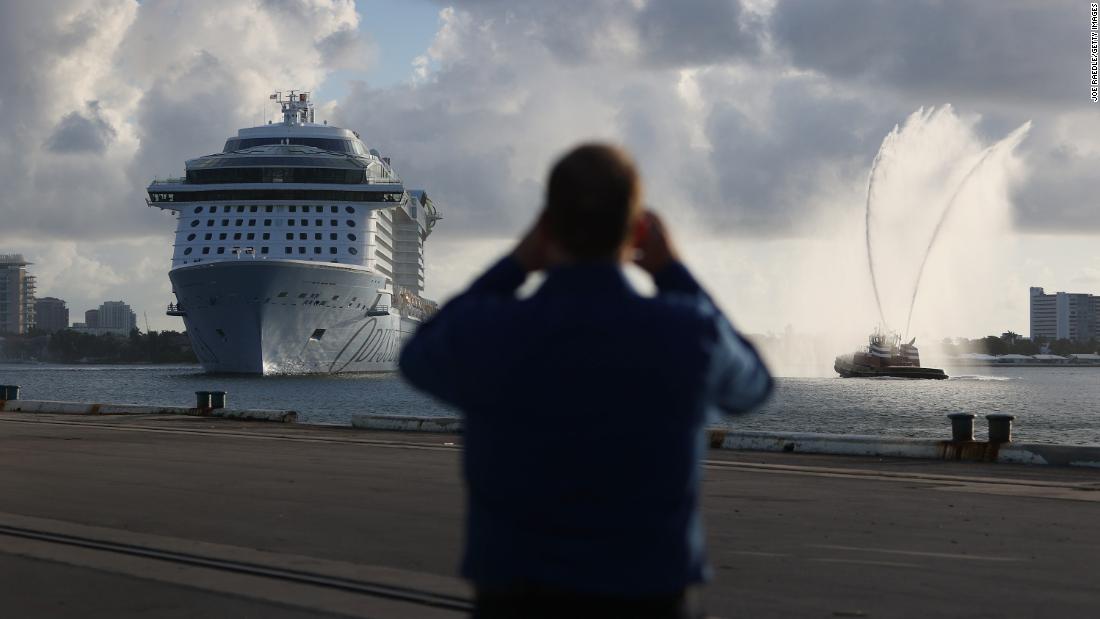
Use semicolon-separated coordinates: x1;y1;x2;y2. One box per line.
350;415;1100;469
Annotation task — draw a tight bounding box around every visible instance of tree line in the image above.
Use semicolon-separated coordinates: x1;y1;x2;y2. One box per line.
0;329;197;364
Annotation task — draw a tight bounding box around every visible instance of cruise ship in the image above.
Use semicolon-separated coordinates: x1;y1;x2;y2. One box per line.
147;92;440;374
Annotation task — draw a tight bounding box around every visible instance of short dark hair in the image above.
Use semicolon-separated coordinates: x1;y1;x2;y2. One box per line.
544;143;641;260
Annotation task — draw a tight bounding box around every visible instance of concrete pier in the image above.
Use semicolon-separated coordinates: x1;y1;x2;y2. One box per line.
0;411;1097;617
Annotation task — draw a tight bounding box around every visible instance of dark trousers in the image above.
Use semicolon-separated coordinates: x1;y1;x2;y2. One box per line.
473;586;702;619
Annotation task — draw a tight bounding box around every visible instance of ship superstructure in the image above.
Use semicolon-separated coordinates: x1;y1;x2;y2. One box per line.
148;91;440;373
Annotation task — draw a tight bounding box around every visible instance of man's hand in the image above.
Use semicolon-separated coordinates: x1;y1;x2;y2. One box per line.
633;210;680;274
512;217;553;273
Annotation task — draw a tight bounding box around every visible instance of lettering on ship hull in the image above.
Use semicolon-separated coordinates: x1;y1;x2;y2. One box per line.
329;317;403;373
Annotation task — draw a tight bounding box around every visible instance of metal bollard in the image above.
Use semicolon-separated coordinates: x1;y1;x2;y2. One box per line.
987;413;1016;443
947;412;975;442
195;391;212;409
209;391;227;409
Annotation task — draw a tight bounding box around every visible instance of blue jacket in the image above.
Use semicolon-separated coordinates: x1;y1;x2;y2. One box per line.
399;256;772;596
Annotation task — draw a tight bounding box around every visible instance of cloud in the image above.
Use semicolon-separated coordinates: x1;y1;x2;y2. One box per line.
45;101;118;153
770;0;1082;106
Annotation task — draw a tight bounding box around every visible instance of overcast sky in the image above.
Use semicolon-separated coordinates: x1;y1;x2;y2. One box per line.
0;0;1095;341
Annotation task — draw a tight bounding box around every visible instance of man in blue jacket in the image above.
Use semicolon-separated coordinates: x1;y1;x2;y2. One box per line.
400;143;772;618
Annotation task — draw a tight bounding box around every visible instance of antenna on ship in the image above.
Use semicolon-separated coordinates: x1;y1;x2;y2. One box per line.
270;90;314;126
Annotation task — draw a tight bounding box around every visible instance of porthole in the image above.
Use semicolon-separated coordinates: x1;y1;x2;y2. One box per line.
184;247;193;255
348;247;358;255
345;206;354;214
346;220;355;227
347;233;356;241
194;207;203;214
190;220;200;227
187;233;196;241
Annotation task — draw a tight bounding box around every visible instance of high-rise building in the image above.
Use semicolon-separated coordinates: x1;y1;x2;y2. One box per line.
0;254;36;335
85;309;100;328
1029;287;1100;342
97;301;137;333
34;297;69;333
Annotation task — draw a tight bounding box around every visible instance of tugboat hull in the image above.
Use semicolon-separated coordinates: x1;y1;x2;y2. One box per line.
834;356;948;380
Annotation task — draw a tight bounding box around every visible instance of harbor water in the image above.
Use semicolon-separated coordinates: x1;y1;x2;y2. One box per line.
1;364;1098;446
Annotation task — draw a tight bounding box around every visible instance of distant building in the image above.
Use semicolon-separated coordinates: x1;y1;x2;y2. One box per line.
1029;287;1100;342
98;301;137;332
72;301;136;336
0;254;36;334
34;297;69;333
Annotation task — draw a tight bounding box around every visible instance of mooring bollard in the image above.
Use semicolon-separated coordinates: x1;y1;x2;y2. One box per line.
947;412;976;442
0;385;20;400
209;390;227;409
195;391;212;409
987;413;1016;443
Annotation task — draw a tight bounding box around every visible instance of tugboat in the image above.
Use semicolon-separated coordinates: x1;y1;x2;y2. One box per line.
834;331;948;379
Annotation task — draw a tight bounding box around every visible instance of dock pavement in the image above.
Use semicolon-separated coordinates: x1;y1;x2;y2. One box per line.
0;412;1097;618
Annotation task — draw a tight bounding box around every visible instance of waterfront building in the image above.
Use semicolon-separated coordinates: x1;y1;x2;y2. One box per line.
34;297;69;333
85;309;100;328
1029;287;1100;342
0;254;36;335
96;301;137;333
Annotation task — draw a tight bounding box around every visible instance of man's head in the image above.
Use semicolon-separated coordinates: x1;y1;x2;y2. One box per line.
542;143;642;262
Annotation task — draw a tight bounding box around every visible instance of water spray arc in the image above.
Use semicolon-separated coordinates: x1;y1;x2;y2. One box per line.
901;146;998;338
863;131;896;329
902;122;1031;338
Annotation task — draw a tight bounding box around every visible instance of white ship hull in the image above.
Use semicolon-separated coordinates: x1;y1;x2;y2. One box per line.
171;260;417;374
